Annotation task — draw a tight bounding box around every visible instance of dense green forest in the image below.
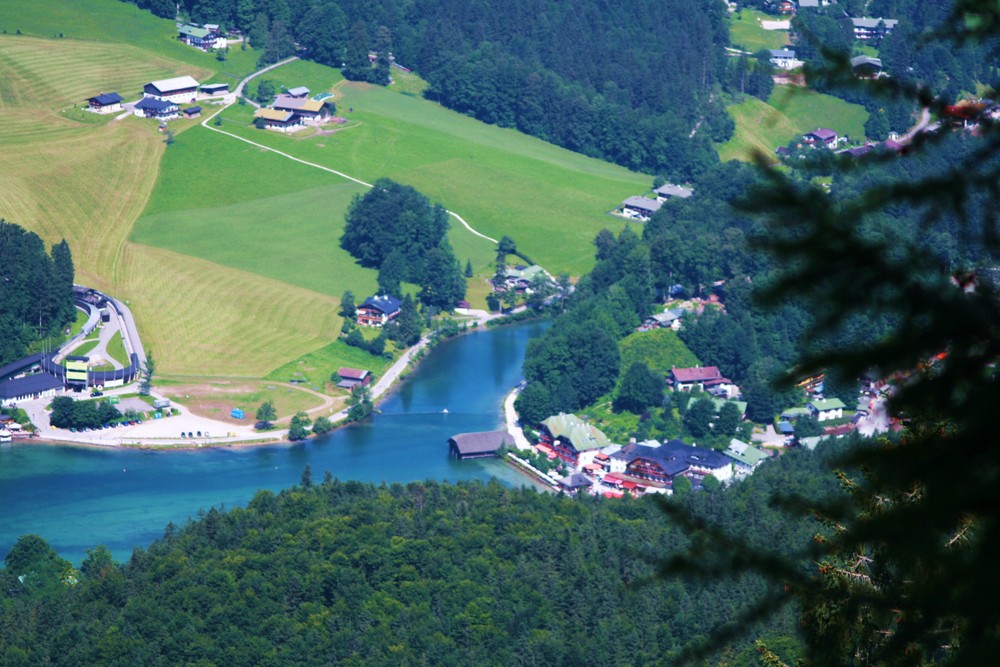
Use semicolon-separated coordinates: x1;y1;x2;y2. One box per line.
123;0;732;179
0;219;75;367
0;441;862;665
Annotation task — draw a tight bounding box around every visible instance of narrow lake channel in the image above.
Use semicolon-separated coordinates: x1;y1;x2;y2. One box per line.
0;320;550;563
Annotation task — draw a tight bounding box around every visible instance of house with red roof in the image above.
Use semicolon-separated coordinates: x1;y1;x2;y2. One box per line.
669;366;723;392
803;128;839;146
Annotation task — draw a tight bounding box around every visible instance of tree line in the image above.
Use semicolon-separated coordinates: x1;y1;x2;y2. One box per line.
0;220;76;367
0;441;859;665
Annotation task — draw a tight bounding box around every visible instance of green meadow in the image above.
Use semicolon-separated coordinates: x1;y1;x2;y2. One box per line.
728;9;790;52
210;80;650;275
265;340;396;391
717;87;869;162
243;59;345;101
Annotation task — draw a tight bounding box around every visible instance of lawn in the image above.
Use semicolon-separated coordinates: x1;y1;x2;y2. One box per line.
728;9;790;53
106;330;127;365
717;87;870;162
211;79;650;276
161;380;331;424
243;59;345;102
264;339;396;393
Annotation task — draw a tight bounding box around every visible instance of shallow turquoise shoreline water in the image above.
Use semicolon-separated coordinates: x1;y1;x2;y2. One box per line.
0;321;549;564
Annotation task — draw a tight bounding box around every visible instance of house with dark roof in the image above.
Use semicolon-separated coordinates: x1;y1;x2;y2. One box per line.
133;97;179;120
669;366;723;392
558;472;594;495
183;106;202;118
850;55;884;77
86;92;123;114
654;184;693;201
357;295;402;327
643;308;684;330
538;413;613;468
0;373;63;404
449;430;510;459
850;17;898;40
769;48;798;70
803;128;839;146
336;367;372;389
610;439;734;485
200;83;230;95
143;76;200;103
621;196;662;221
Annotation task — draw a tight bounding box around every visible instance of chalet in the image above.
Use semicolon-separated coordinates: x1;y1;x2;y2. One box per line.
178;24;223;50
253;108;299;130
200;82;230;95
144;76;200;103
133;97;179;120
86;92;123;114
183;106;202;119
669;365;722;392
286;86;310;98
803;127;838;146
769;48;797;70
336;367;372;389
621;196;662;221
654;183;693;201
449;430;510;459
357;294;402;327
850;17;898;40
850;55;884;77
538;413;612;468
808;397;846;421
643;308;684;330
611;439;733;485
273;94;329;121
0;373;63;404
724;439;768;472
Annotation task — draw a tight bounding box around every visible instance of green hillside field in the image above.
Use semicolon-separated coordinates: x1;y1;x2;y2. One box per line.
3;0;652;380
717;86;870;163
728;8;790;52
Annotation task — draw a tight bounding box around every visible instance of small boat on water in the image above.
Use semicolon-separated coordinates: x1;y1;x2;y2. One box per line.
442;408;449;414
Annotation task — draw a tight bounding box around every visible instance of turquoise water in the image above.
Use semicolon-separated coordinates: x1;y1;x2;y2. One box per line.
0;321;549;564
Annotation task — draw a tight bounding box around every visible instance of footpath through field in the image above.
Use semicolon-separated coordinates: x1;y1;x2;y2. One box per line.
201;61;498;245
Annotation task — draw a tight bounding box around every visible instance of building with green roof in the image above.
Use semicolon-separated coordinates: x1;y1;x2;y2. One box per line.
808;397;846;421
539;413;613;469
724;439;769;472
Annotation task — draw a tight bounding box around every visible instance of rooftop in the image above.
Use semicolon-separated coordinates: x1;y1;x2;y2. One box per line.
286;86;310;97
361;294;402;315
654;183;693;198
273;94;326;113
770;48;796;58
851;17;898;29
148;75;200;93
809;397;847;411
179;24;212;39
88;92;122;105
254;108;295;122
135;97;178;111
449;430;510;456
806;128;838;140
0;373;63;399
338;367;370;380
622;196;662;213
725;439;768;467
541;413;612;452
671;366;722;383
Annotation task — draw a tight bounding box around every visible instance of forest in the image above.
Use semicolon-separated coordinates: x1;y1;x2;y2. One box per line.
122;0;734;179
0;220;76;367
0;441;858;666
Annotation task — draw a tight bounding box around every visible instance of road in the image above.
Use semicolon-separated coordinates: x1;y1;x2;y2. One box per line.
503;384;532;451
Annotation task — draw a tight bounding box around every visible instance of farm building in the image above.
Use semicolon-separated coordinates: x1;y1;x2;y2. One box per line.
336;368;372;389
449;430;510;459
183;106;202;118
621;196;662;221
134;97;179;120
143;76;200;103
86;92;123;114
200;82;229;95
357;295;402;327
803;127;839;146
272;94;330;120
769;48;798;70
178;24;223;50
654;183;693;200
253;108;299;130
286;86;310;98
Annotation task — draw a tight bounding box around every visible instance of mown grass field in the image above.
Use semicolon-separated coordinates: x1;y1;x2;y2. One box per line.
265;340;396;393
212;80;650;275
728;9;790;52
717;87;869;162
243;59;345;102
4;0;651;380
